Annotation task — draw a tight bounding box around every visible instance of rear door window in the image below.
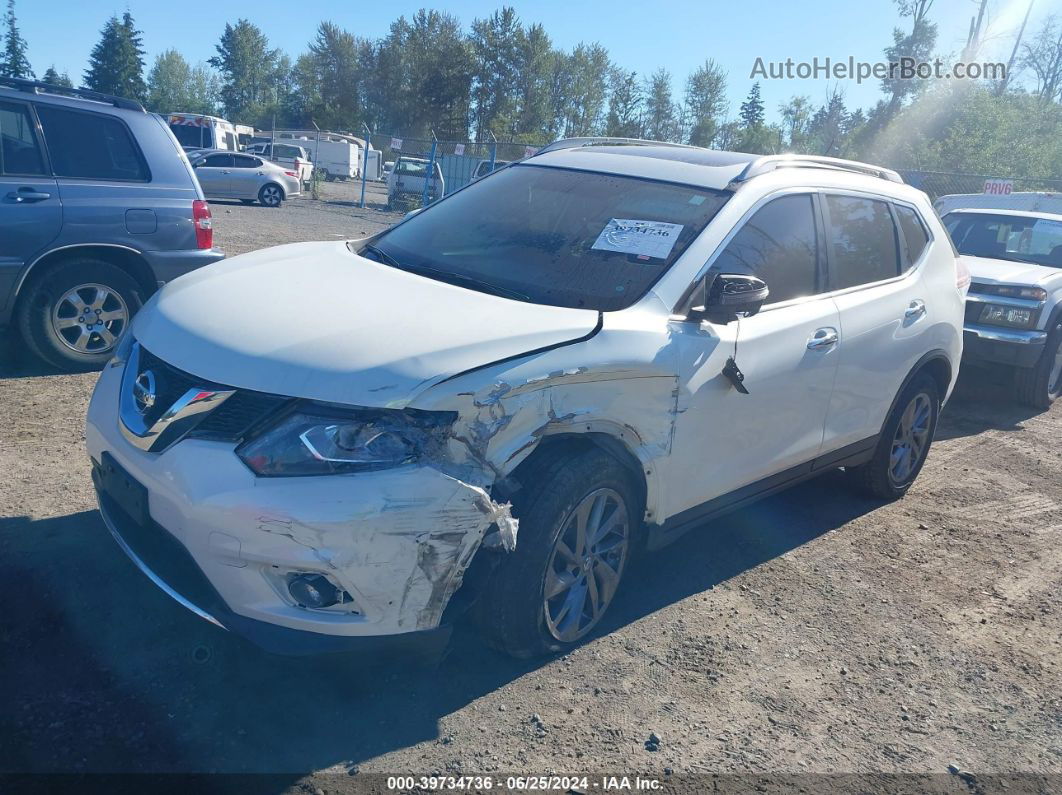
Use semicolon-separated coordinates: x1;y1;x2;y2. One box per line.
0;100;46;175
232;155;261;168
825;194;900;289
37;106;148;181
713;194;821;305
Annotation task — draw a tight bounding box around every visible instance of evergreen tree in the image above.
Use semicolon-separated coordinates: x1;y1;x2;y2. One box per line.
644;68;677;141
0;0;33;79
42;66;73;88
684;59;727;147
84;12;147;100
209;20;280;121
739;82;765;128
605;69;644;138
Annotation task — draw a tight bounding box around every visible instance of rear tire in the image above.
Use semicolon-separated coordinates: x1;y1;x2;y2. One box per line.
16;258;142;372
475;447;641;658
846;374;940;500
258;183;283;207
1015;320;1062;410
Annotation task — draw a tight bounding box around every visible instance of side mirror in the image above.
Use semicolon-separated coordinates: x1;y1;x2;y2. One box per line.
688;273;769;324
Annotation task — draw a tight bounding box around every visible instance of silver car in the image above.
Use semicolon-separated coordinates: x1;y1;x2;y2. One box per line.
189;150;301;207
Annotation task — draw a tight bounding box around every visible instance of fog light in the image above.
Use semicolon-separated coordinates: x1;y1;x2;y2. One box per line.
288;573;339;608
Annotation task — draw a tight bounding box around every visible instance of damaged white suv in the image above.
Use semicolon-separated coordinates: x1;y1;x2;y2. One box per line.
87;139;965;658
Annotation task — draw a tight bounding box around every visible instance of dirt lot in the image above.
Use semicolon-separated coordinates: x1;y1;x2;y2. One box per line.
1;181;1060;791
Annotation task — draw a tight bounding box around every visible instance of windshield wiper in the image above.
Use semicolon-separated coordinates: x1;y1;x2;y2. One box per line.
410;264;532;302
358;243;531;302
359;243;402;268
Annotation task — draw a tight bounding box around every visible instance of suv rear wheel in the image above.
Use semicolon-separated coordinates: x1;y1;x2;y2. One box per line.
476;447;640;658
16;258;142;371
846;374;940;500
1015;320;1062;410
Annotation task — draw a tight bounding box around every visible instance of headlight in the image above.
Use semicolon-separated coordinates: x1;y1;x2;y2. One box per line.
980;304;1036;328
236;404;456;476
972;283;1047;301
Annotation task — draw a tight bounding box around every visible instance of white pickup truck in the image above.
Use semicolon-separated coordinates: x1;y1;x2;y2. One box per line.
937;195;1062;408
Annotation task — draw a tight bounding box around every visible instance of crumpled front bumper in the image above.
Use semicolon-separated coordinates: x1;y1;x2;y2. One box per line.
85;361;504;655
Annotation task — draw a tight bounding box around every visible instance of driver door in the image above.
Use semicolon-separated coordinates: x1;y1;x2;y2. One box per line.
665;192;841;520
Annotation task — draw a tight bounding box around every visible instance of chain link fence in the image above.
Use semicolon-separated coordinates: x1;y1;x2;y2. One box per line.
367;133;544;209
899;170;1062;201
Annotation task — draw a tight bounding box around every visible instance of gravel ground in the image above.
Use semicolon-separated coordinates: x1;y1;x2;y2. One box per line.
1;181;1060;791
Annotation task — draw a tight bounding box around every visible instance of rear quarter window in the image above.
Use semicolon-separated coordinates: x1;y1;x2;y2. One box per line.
894;204;930;270
37;106;149;181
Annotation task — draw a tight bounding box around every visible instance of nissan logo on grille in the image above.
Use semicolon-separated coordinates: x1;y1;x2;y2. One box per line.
132;370;157;415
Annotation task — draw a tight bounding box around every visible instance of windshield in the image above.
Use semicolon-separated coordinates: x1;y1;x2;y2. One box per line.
945;212;1062;268
369;163;729;311
395;159;429;176
169;123;211;149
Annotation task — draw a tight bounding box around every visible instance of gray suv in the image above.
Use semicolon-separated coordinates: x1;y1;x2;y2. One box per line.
0;77;224;370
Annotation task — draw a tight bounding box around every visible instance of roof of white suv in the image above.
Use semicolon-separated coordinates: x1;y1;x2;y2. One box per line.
528;139;904;193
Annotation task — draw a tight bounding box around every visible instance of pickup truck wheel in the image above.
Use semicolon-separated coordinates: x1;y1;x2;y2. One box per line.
1015;321;1062;410
846;374;940;500
258;183;283;207
16;259;142;371
475;448;640;658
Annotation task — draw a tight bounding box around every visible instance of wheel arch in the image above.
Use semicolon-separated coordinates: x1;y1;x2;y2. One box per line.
15;244;157;308
881;350;953;434
501;430;649;522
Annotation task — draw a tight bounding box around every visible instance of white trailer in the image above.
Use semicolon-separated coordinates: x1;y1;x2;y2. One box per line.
267;131;362;181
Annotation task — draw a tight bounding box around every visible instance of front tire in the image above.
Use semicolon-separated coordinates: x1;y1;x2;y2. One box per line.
258;183;283;207
16;259;142;371
846;374;940;500
1015;320;1062;410
476;447;640;658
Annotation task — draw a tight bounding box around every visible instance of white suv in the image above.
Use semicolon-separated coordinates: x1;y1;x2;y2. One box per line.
86;140;965;658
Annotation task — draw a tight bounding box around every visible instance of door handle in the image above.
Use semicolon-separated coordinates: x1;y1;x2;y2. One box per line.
6;188;51;203
807;327;839;350
221;170;231;174
905;299;927;320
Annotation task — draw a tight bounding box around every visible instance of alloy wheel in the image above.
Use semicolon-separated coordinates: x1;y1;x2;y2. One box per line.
50;283;129;355
261;185;282;206
889;392;932;486
543;487;630;643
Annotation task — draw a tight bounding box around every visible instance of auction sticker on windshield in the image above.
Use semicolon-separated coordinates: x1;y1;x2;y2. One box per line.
592;219;684;260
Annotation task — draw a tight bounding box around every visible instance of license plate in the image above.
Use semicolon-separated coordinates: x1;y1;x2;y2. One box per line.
97;451;149;526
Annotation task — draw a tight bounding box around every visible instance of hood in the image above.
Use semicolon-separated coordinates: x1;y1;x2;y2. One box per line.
132;241;599;407
960;254;1062;288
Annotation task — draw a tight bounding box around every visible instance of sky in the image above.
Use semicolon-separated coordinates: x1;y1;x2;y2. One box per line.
15;0;1061;128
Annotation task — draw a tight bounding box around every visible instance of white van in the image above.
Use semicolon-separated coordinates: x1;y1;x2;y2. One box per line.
167;113;239;152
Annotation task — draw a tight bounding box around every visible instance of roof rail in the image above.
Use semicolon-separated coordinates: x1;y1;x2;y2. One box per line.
0;76;145;112
534;136;698;156
733;154;903;185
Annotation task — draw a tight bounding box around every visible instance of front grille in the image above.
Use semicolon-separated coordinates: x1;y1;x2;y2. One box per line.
136;345;293;443
194;391;290;439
